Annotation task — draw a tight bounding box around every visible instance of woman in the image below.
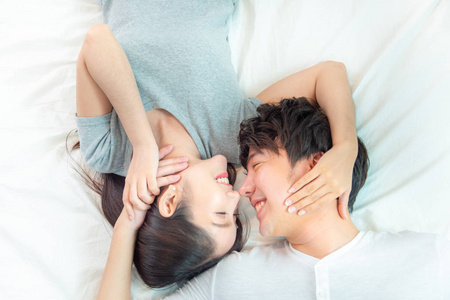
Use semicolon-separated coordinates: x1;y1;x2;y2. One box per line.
76;0;357;294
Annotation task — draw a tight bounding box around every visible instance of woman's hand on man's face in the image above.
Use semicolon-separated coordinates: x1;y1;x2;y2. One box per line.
283;142;356;220
122;144;188;226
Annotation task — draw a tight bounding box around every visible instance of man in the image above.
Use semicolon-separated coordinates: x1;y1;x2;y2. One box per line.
166;98;450;300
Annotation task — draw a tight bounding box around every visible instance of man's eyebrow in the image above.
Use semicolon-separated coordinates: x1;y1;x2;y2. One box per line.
212;222;232;228
247;150;263;166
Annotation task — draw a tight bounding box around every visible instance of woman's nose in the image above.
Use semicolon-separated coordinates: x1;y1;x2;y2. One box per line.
227;190;240;201
211;154;227;165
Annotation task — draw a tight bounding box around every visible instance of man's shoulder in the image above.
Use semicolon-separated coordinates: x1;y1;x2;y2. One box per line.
363;230;449;253
216;239;290;271
366;229;441;240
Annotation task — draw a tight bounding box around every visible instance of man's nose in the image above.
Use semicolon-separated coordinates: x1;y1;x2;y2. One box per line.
239;176;255;197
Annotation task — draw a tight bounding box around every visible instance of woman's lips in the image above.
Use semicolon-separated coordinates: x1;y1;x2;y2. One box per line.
215;172;228;180
215;172;231;186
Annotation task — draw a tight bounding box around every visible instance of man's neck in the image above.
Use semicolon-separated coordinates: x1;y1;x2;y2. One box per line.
287;207;359;259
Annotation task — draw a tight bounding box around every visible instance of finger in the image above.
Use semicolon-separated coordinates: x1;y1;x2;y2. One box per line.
156;174;181;187
122;183;134;220
286;185;331;214
284;176;325;206
131;199;151;211
337;190;350;220
289;193;337;216
158;156;189;167
129;183;151;211
288;169;321;194
158;144;174;160
137;177;153;204
157;161;188;177
147;180;160;196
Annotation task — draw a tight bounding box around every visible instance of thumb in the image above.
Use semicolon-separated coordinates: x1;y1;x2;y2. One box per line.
158;144;174;160
337;190;350;220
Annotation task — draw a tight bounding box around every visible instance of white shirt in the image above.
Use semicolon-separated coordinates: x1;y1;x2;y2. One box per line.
165;231;450;300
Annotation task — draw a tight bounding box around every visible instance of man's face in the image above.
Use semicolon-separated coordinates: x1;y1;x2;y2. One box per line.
239;148;312;237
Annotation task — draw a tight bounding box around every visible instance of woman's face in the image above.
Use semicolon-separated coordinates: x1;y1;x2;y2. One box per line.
179;155;241;257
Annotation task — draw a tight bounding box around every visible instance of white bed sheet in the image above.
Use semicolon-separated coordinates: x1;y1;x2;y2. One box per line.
1;0;449;299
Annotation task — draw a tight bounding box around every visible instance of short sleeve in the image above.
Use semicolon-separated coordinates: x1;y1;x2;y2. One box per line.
76;110;132;176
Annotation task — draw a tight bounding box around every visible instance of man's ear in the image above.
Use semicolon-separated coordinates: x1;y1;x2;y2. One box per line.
310;152;324;168
158;185;180;218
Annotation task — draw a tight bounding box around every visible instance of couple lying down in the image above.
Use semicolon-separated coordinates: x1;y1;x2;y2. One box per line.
74;5;449;300
76;17;358;294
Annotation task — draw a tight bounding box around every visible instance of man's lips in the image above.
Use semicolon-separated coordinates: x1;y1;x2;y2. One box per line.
251;198;266;209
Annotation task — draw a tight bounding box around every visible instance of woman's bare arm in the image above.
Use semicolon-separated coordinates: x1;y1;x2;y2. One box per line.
96;146;188;300
257;61;356;149
256;61;357;219
97;209;137;300
77;24;160;219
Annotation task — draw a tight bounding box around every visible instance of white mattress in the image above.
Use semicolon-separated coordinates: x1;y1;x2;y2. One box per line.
1;0;449;299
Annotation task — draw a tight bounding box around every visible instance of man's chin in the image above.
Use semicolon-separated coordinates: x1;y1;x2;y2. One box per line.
259;222;273;237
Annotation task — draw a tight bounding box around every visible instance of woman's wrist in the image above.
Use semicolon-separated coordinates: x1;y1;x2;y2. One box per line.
114;209;140;234
333;138;358;160
132;137;158;153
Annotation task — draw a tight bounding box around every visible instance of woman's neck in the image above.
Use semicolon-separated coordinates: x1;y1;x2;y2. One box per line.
287;206;359;259
146;109;200;162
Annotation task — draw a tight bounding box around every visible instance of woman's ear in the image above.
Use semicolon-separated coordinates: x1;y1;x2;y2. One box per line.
158;185;180;218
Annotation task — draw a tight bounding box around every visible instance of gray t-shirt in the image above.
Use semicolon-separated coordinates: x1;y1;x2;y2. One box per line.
77;0;261;176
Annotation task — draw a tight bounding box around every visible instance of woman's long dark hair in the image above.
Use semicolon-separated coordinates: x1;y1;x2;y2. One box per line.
68;134;248;288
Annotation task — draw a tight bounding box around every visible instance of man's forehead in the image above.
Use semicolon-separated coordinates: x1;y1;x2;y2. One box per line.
247;148;265;162
248;148;261;156
249;147;282;159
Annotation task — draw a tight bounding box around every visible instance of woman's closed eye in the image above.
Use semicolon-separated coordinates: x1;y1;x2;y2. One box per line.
216;212;240;218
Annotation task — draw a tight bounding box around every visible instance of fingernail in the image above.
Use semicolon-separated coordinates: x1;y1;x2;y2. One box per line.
129;215;134;221
288;206;296;213
180;156;189;162
179;162;188;167
288;188;294;194
285;199;292;206
298;209;306;216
